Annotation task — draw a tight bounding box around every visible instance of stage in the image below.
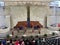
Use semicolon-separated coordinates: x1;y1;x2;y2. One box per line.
12;28;57;37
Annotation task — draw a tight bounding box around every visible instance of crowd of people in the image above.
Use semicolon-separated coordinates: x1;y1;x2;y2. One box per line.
0;35;60;45
0;35;44;45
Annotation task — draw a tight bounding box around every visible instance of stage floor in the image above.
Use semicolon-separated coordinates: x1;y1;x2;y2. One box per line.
11;28;59;37
0;28;59;38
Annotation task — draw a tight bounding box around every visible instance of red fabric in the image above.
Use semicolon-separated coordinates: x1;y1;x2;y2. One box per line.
15;41;20;45
58;24;60;27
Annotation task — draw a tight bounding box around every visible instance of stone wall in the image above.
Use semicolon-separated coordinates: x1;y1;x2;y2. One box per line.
4;5;52;28
0;0;54;28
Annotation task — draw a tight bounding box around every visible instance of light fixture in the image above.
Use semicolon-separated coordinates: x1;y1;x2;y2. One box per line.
49;1;60;7
0;1;4;7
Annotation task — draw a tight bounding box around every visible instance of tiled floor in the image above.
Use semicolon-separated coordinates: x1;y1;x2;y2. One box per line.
12;28;59;37
0;28;60;37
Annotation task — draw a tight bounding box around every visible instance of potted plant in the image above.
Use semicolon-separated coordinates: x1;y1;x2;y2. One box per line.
15;35;18;40
6;34;11;40
44;34;47;37
59;29;60;31
52;32;55;36
30;35;33;38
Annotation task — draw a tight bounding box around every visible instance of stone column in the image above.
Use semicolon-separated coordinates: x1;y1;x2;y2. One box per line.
27;5;30;28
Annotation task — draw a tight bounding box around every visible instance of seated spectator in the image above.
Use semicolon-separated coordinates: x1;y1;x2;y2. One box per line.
21;40;25;45
14;40;20;45
1;39;6;45
31;38;35;45
0;41;1;45
6;40;10;45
